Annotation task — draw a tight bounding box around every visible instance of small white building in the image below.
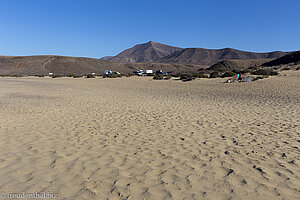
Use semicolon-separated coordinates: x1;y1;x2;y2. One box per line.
48;73;53;76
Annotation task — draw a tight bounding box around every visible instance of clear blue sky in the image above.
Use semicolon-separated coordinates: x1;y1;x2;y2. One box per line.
0;0;299;58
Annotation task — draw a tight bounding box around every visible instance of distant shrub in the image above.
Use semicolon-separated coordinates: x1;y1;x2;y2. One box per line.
209;71;220;78
66;74;75;77
180;74;191;80
12;74;23;77
281;67;290;71
296;66;300;70
193;73;209;78
221;71;236;78
73;75;82;78
164;74;171;80
180;74;194;81
153;74;164;80
120;73;132;77
103;74;119;78
240;69;251;74
52;75;63;78
86;74;95;78
146;73;154;76
171;73;182;78
199;74;209;78
251;69;278;76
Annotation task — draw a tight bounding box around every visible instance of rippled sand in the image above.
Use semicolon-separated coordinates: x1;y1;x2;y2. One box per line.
0;71;299;200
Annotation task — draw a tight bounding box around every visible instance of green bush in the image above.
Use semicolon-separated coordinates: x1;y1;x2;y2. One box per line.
296;66;300;70
221;71;236;78
86;74;95;78
153;74;164;80
164;74;171;80
251;69;278;76
12;74;23;77
180;74;195;81
193;73;209;78
66;74;75;77
52;75;63;78
180;74;191;80
209;71;220;78
281;67;290;70
172;73;182;78
103;74;120;78
73;75;82;78
33;75;44;77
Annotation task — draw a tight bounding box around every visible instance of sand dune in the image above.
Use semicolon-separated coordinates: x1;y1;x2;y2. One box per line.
0;71;299;199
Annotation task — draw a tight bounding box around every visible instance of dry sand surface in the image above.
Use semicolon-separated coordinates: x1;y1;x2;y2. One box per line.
0;71;299;200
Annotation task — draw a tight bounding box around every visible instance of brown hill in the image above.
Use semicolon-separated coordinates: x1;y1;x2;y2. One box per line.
102;41;183;63
0;55;124;75
262;50;300;66
0;55;203;75
158;48;287;66
208;59;273;71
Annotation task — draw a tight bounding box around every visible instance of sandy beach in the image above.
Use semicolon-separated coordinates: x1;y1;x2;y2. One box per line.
0;71;299;200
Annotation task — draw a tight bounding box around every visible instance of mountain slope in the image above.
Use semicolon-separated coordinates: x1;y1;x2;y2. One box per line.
0;55;203;75
158;48;288;66
0;55;124;75
262;50;300;66
103;41;183;63
207;59;273;71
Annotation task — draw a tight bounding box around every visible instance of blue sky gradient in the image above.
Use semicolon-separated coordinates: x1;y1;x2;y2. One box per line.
0;0;299;58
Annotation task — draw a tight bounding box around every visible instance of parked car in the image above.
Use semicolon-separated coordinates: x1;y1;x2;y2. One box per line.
133;70;143;76
145;70;153;74
156;70;167;75
104;70;112;75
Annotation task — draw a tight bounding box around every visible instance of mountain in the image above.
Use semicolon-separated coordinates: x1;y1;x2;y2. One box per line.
102;41;183;63
158;48;288;66
101;56;114;60
0;42;292;76
104;41;288;66
262;50;300;66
